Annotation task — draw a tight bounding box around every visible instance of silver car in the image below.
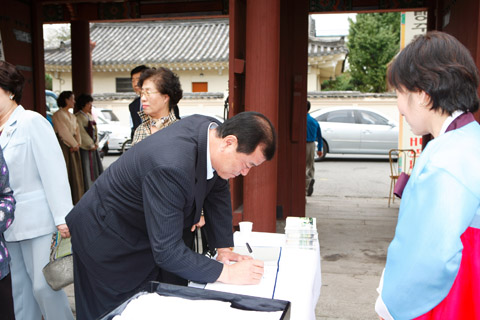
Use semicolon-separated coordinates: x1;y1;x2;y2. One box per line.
310;107;398;160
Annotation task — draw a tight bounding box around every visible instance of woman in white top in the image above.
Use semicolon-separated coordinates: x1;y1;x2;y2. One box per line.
0;61;74;320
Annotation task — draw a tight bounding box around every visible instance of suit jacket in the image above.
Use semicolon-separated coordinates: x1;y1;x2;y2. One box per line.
129;97;142;138
66;115;233;294
1;106;73;241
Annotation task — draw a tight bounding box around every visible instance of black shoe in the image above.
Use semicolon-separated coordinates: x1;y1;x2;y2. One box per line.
307;179;315;196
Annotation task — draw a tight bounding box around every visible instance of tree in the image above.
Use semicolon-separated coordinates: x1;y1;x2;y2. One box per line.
321;73;355;91
45;73;52;90
347;13;400;92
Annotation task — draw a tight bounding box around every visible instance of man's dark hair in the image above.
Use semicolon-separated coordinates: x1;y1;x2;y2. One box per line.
130;65;148;78
216;111;277;160
387;31;479;114
0;61;25;104
307;100;311;112
74;93;93;113
57;91;74;108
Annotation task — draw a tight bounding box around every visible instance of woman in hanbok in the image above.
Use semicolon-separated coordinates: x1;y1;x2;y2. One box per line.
74;94;103;191
52;91;84;204
375;31;480;319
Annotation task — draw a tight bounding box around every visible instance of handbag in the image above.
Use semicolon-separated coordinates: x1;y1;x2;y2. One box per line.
42;232;74;291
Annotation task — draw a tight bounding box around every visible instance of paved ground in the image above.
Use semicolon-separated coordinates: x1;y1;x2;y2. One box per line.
310;156;399;319
64;155;400;319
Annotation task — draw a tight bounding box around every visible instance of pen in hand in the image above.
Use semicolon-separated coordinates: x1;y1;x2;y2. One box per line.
246;242;255;259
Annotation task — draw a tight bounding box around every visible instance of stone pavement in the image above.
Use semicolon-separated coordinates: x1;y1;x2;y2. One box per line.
310;195;398;319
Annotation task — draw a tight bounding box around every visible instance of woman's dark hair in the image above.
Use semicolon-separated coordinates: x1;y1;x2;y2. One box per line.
0;61;25;104
57;91;74;108
139;67;183;119
74;93;93;113
387;31;479;114
216;111;277;161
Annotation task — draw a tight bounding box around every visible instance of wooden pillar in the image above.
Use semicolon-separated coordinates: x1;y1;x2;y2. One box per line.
71;20;92;96
241;0;280;233
32;1;47;116
229;0;309;231
228;0;247;227
277;0;309;219
439;0;480;122
229;0;280;232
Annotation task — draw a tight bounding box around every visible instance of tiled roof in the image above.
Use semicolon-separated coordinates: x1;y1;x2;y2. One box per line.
45;18;347;72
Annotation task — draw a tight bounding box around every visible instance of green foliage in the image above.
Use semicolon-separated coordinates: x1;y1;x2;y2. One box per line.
347;12;400;93
45;74;53;90
321;73;354;91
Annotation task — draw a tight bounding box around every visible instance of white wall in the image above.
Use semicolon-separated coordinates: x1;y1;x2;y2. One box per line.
49;68;229;94
93;96;399;129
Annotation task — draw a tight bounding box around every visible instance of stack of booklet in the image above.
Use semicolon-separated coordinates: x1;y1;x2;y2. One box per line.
284;217;318;249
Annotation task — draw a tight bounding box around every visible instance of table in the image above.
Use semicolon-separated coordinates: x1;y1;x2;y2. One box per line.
199;231;322;320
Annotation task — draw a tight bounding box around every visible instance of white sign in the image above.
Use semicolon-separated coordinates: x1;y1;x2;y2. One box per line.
398;11;428;158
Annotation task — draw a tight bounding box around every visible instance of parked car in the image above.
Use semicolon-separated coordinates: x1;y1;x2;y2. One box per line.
93;108;131;154
45;90;59;125
98;108;120;122
310;107;398;160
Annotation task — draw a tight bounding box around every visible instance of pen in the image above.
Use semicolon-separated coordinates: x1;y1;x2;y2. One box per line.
246;242;255;259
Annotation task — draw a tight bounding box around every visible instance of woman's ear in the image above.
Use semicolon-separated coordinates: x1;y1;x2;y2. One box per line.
419;90;432;108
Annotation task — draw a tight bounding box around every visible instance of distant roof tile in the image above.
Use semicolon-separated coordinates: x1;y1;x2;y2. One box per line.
45;18;347;71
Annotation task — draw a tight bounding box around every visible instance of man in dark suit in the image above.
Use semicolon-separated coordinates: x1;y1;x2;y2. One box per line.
129;65;148;139
66;111;277;320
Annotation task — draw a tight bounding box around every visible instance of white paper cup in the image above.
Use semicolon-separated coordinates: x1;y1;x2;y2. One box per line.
239;221;253;234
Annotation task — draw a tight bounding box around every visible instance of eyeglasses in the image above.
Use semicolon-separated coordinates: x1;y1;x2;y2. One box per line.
140;90;161;97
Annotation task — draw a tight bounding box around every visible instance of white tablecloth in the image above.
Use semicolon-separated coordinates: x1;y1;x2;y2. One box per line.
204;231;322;320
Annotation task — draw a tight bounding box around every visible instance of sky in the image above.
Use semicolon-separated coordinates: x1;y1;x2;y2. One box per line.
312;13;357;37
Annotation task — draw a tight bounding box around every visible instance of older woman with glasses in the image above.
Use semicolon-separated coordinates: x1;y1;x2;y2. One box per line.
130;67;206;286
131;67;182;145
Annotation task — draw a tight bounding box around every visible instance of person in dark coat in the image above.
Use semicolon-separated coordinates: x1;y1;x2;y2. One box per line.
66;111;277;320
128;65;149;139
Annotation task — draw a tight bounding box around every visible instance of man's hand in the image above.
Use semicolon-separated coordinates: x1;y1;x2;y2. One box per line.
216;248;252;264
57;224;71;238
190;215;205;232
317;150;323;157
216;259;264;285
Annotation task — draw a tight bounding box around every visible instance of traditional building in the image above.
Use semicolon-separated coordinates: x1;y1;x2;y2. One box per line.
44;17;347;96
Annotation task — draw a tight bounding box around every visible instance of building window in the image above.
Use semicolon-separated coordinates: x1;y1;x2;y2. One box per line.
116;78;133;93
192;82;208;92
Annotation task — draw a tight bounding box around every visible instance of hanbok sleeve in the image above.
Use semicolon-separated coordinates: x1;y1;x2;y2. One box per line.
381;165;479;319
52;111;80;148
